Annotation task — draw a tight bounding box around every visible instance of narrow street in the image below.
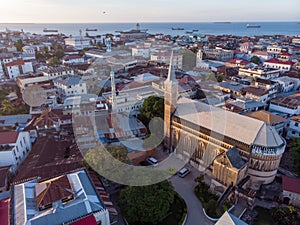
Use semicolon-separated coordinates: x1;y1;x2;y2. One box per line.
170;164;214;225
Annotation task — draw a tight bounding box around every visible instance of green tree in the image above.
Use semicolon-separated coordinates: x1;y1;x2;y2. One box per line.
49;57;60;66
271;206;299;225
118;181;175;224
54;50;65;59
290;138;300;175
251;55;261;65
140;96;164;121
14;40;24;52
106;144;129;163
96;42;102;49
0;99;15;115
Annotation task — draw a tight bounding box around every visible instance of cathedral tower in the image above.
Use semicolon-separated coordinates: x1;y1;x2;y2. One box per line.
164;51;178;150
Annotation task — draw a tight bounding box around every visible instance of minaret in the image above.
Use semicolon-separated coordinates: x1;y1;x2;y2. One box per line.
110;71;117;111
106;38;112;52
136;23;140;31
196;49;203;68
164;51;178;150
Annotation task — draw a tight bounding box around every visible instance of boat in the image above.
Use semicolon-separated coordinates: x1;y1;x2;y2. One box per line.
214;22;231;24
43;28;58;32
86;28;98;32
172;27;184;30
192;29;199;32
246;24;261;28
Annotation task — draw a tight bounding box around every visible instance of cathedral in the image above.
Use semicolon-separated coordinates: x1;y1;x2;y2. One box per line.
164;52;286;191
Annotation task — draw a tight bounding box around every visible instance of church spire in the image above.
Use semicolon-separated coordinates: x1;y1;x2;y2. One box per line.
166;51;178;83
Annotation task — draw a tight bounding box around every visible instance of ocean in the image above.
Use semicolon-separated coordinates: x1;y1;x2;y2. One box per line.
0;22;299;37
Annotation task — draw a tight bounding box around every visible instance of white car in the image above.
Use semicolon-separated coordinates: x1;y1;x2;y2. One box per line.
178;167;190;178
146;157;158;166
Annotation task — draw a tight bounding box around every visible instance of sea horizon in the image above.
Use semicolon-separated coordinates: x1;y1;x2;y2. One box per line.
0;21;299;37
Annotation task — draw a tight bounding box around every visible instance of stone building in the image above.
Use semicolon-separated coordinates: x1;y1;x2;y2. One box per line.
164;54;286;191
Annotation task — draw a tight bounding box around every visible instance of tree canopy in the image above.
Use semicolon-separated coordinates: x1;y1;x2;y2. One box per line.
290;138;300;175
118;181;175;224
251;55;261;65
14;40;24;52
140;96;164;121
271;206;299;225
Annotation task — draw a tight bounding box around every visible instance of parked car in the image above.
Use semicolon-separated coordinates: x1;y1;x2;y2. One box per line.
178;167;190;178
146;157;158;166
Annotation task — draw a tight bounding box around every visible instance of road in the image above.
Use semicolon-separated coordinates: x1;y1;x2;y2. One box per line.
170;164;214;225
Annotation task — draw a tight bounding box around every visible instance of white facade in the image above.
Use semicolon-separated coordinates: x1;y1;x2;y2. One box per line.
263;60;292;72
0;131;32;172
273;76;300;93
286;116;300;139
238;67;280;80
151;51;183;69
54;76;87;98
5;60;34;80
65;36;91;50
132;46;150;59
40;67;74;79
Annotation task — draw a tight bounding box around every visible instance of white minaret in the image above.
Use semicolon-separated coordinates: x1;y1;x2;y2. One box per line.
106;38;112;52
110;71;117;111
196;49;203;68
136;23;140;31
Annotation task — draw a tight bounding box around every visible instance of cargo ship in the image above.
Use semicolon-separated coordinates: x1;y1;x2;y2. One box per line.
172;27;184;30
43;28;58;32
246;24;261;28
86;28;98;31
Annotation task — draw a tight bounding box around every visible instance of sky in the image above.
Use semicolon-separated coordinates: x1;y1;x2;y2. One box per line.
0;0;299;23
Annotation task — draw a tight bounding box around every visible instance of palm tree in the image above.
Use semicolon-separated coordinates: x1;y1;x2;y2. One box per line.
290;138;300;175
0;100;15;115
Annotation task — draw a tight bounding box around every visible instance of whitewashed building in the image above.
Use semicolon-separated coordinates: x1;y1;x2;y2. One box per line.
0;131;32;172
286;115;300;139
54;75;87;98
5;60;34;80
65;36;92;50
263;58;293;72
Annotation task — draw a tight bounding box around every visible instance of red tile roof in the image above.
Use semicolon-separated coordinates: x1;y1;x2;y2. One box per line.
264;58;293;65
0;198;9;225
227;58;250;65
5;60;24;67
279;52;292;56
71;215;97;225
282;176;300;195
36;175;73;209
0;131;19;144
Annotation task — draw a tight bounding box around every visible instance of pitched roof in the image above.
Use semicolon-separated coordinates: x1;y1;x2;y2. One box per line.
264;58;293;65
175;97;284;147
245;110;286;125
226;147;246;169
282;176;300;195
71;215;97;225
0;131;19;144
216;211;248;225
227;58;250;65
5;60;24;67
241;86;268;96
35;175;73;209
